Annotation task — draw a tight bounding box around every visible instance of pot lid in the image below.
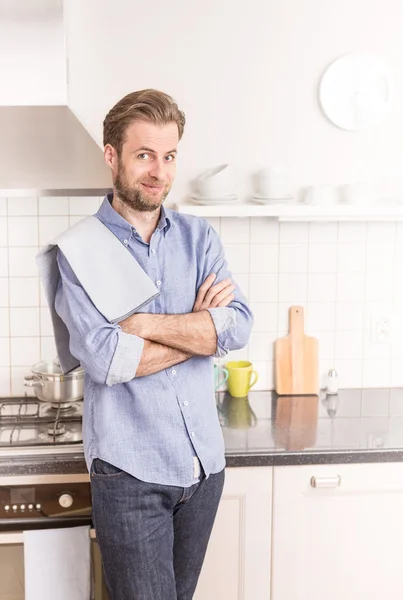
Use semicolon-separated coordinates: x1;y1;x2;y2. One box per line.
31;359;84;377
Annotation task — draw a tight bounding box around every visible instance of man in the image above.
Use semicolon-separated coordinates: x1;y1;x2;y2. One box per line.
55;89;253;600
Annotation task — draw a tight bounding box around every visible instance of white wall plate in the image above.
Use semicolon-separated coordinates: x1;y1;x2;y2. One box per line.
319;54;392;131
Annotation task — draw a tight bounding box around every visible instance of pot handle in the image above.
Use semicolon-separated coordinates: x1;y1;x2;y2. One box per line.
24;375;43;388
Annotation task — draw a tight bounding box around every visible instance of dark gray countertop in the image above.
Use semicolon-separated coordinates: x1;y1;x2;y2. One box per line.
2;388;403;476
221;388;403;467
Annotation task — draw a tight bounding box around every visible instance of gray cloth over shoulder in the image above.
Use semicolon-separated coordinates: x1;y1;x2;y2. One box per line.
36;215;159;374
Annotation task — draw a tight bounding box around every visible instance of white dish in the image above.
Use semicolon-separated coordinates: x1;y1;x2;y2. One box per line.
319;54;392;131
190;194;238;205
195;164;237;197
253;193;293;200
252;196;294;205
191;193;238;201
190;197;239;206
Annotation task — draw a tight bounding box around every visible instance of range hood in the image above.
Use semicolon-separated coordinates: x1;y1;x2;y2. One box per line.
0;106;112;196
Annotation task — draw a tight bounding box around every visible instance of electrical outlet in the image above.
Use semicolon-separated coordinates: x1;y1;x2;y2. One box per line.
367;432;386;448
371;316;391;344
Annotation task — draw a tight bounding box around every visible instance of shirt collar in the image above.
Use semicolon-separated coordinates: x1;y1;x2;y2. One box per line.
97;193;171;242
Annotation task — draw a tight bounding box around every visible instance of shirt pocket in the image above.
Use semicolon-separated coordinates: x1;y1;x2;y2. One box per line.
161;273;198;314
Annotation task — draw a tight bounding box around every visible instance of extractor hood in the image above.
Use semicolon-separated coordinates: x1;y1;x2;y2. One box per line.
0;106;112;196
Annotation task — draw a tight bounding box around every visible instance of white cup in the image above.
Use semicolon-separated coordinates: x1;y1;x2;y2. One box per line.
257;166;290;198
195;164;237;198
343;182;376;206
304;185;339;205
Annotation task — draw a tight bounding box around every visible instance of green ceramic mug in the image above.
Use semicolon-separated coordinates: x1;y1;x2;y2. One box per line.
214;364;229;390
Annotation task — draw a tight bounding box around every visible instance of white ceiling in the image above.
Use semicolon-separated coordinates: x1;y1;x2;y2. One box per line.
0;0;62;20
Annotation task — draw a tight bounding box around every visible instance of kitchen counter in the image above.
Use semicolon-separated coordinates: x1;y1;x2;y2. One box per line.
2;388;403;475
221;388;403;467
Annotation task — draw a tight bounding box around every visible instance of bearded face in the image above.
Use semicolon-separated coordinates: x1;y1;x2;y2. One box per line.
114;154;172;212
109;120;179;213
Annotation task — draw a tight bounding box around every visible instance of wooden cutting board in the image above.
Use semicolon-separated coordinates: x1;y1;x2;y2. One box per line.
275;306;319;395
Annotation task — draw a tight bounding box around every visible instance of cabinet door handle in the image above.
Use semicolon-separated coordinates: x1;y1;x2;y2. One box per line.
310;475;341;489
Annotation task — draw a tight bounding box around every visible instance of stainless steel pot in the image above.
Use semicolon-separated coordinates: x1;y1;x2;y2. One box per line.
24;360;84;404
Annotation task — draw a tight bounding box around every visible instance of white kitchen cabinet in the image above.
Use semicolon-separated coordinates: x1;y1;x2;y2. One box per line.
194;466;272;600
271;462;403;600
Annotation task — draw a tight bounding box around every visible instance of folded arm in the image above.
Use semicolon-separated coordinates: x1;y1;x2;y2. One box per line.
199;226;254;357
120;311;217;356
56;221;253;383
136;340;191;377
55;251;192;385
120;225;254;359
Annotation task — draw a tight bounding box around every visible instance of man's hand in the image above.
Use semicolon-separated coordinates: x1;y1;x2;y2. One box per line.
193;274;235;312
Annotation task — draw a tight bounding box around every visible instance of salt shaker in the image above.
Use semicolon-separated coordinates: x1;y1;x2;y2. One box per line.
326;369;339;395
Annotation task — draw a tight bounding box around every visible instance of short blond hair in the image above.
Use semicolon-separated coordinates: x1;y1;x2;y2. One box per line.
103;89;186;155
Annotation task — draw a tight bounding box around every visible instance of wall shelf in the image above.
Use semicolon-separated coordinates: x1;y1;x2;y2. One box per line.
173;202;403;221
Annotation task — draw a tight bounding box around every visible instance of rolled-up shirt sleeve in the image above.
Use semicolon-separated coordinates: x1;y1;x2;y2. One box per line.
201;225;254;357
55;250;144;386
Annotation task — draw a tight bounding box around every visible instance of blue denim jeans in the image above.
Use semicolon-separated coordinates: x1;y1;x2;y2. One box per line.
90;459;225;600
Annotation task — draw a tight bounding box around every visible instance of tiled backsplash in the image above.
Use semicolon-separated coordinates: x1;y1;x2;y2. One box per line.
0;196;402;395
210;217;403;392
0;196;102;396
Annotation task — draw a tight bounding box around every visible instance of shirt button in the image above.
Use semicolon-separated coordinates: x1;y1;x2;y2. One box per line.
156;280;161;286
171;369;176;375
151;248;156;254
191;431;195;437
123;239;128;245
184;401;188;406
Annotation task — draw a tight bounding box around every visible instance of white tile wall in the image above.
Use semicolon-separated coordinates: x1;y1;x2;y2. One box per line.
0;218;7;245
39;216;69;246
7;197;37;217
0;308;9;335
39;196;69;215
213;219;403;392
279;244;307;273
308;244;337;273
69;197;101;216
9;247;38;277
0;248;8;277
8;217;38;246
0;280;9;308
0;196;103;396
250;244;278;273
1;200;403;395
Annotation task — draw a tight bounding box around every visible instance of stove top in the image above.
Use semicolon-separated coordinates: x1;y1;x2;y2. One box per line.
0;397;83;450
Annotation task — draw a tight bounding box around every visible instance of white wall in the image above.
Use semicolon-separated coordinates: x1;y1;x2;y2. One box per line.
64;0;403;201
1;201;403;394
2;2;403;394
0;196;101;396
0;3;66;105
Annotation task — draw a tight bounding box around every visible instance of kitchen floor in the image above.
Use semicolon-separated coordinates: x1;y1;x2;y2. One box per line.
0;546;24;600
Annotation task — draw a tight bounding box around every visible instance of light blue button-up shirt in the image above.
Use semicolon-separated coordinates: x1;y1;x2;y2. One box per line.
55;195;253;487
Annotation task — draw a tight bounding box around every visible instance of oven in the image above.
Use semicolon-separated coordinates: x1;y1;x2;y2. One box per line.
0;396;109;600
0;473;109;600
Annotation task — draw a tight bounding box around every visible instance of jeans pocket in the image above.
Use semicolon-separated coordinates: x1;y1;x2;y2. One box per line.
91;458;125;478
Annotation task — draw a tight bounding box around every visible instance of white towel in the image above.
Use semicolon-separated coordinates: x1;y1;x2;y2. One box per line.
23;526;91;600
37;215;159;373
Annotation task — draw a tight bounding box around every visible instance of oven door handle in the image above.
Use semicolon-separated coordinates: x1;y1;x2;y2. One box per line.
0;527;97;545
0;515;93;531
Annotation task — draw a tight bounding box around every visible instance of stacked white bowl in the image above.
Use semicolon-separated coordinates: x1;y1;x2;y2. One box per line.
191;164;238;205
252;166;293;204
